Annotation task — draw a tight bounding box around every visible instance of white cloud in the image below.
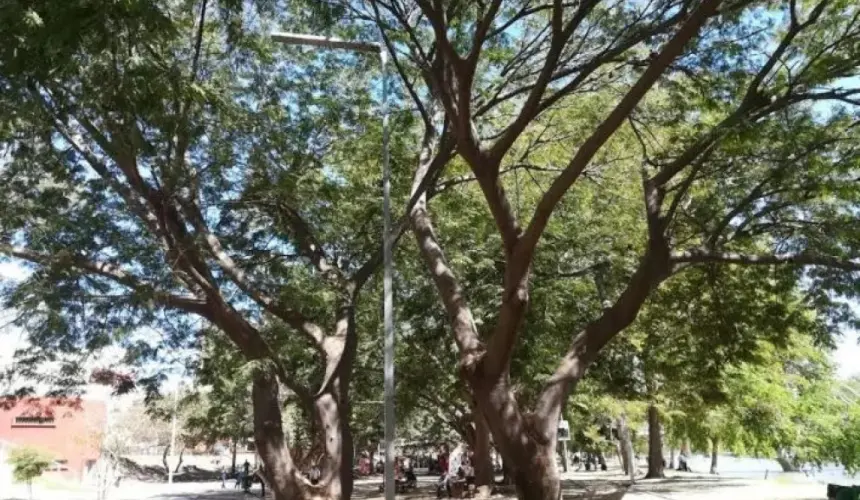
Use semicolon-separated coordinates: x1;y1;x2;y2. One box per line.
0;262;30;281
834;332;860;380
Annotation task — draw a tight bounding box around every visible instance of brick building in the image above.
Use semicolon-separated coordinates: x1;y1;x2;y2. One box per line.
0;398;106;480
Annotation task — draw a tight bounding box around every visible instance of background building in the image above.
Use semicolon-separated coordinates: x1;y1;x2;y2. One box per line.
0;398;106;480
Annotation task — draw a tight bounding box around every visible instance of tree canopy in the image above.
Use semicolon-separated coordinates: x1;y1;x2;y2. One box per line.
1;0;859;498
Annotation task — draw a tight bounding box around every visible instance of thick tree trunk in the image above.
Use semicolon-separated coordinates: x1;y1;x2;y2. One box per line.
251;371;354;500
776;450;799;472
645;405;664;479
710;438;719;475
470;378;562;500
597;451;607;471
512;442;562;500
473;411;494;499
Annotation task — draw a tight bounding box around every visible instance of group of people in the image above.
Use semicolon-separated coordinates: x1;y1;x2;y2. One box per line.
572;452;608;471
436;444;478;498
376;454;419;493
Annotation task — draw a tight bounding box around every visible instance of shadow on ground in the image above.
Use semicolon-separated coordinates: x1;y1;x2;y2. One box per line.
118;457;221;483
349;475;628;499
134;475;628;500
631;476;752;495
144;490;268;500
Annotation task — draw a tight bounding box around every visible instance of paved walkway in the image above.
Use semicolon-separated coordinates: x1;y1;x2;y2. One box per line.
6;470;831;500
624;472;827;500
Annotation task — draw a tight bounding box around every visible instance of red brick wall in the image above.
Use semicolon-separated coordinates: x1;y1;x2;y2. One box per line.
0;398;105;480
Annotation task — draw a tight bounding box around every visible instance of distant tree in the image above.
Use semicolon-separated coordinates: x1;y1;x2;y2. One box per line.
9;446;52;500
183;331;254;473
664;333;860;474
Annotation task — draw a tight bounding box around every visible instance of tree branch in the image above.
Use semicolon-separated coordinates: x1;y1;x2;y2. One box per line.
670;249;860;272
512;0;723;306
0;243;208;315
488;0;599;164
408;126;484;359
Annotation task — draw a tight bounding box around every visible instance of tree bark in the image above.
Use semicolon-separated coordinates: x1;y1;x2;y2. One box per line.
597;451;607;471
468;377;564;500
710;438;719;475
776;450;799;472
501;458;514;485
231;438;237;474
512;442;562;500
645;405;664;479
173;447;185;474
618;415;636;482
473;411;494;499
251;370;354;500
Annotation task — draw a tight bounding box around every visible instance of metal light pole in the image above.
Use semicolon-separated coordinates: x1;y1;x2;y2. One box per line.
270;32;396;500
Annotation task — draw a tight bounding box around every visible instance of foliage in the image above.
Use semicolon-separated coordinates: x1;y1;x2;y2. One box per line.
0;0;419;493
182;331;253;449
663;332;860;472
8;446;52;484
2;0;860;495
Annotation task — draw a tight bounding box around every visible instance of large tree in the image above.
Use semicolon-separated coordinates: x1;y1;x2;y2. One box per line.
0;1;422;498
352;0;860;497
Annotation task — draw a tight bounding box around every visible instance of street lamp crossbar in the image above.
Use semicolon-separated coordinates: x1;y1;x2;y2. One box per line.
270;32;381;53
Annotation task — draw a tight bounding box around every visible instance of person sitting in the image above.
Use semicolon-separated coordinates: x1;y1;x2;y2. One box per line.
309;464;321;485
404;459;417;488
461;458;474;486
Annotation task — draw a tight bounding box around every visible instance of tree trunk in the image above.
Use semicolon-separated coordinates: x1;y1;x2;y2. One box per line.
618;415;635;482
251;370;354;500
470;378;562;500
162;445;170;475
669;447;675;469
173;447;185;474
512;443;562;500
473;411;494;499
501;458;514;485
776;450;799;472
231;438;238;474
645;405;664;479
710;438;719;475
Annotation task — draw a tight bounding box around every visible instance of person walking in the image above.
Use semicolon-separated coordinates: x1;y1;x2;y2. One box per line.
242;460;252;492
